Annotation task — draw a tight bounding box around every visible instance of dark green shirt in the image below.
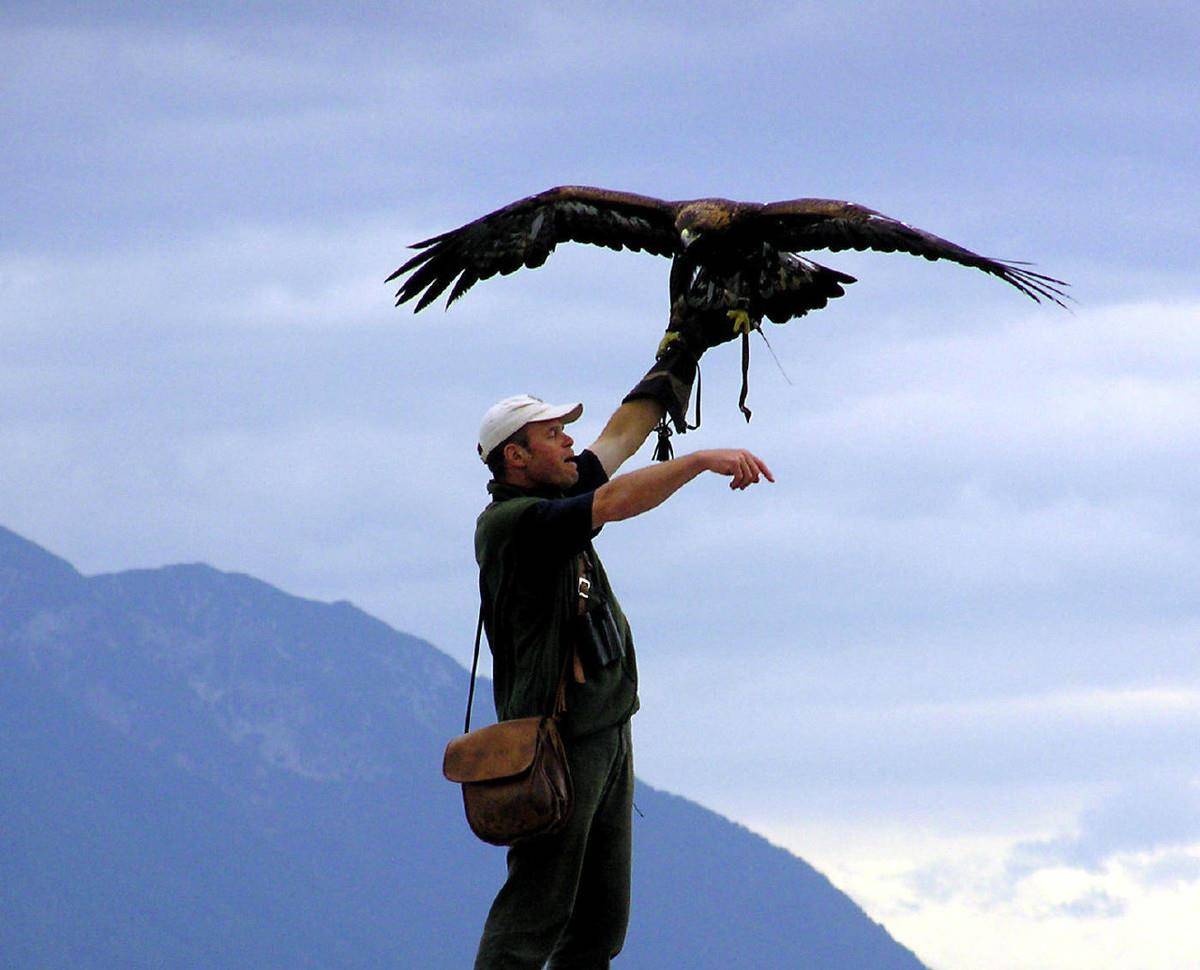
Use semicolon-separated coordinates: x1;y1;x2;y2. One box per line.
475;450;638;739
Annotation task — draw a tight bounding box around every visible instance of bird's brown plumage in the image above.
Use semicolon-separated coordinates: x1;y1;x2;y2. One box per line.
387;185;1067;317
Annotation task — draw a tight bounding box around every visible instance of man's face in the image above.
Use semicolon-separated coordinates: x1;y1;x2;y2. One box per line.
511;418;579;489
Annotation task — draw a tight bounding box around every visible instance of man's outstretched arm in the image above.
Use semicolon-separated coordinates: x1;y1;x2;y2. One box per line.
587;398;664;478
591;449;774;528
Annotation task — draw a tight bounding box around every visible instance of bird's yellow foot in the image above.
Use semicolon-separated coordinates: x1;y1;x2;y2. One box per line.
727;308;753;335
657;330;683;358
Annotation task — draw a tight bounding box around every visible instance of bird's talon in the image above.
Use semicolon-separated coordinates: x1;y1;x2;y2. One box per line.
727;309;753;335
657;330;682;357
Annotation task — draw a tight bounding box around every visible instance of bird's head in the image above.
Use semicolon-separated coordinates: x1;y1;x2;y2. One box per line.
675;200;734;250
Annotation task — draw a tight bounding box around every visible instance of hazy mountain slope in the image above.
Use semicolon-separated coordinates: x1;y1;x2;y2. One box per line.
0;525;925;969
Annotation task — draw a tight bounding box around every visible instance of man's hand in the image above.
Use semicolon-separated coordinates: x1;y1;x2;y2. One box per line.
695;449;775;490
592;448;776;527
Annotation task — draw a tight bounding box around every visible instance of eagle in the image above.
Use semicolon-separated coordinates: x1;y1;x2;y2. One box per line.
387;185;1067;416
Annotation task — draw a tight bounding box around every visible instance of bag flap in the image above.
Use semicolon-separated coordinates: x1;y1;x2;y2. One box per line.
443;717;544;783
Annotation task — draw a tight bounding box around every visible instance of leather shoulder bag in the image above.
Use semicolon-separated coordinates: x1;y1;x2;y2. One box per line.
442;608;574;846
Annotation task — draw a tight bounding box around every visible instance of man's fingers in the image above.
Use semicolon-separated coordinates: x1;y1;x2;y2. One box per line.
743;455;760;486
733;454;752;488
738;452;771;489
705;448;774;489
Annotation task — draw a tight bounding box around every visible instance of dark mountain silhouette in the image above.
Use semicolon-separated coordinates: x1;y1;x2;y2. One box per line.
0;524;926;969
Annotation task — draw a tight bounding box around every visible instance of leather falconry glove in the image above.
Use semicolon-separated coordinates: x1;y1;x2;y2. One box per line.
622;298;741;461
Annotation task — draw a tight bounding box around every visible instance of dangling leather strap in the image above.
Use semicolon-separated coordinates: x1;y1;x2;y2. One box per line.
651;362;702;462
737;328;752;422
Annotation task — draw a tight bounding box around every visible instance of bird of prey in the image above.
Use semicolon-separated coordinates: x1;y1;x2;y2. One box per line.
387;185;1067;416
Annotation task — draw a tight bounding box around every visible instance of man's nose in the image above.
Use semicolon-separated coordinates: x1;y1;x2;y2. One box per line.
563;432;573;448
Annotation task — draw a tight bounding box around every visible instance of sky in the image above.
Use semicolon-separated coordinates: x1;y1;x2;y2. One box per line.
3;3;1198;967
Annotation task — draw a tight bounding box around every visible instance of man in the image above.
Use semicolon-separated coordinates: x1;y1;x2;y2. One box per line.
472;319;773;969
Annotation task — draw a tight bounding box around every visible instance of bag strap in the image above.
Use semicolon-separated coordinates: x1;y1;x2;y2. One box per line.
463;593;578;734
464;605;485;734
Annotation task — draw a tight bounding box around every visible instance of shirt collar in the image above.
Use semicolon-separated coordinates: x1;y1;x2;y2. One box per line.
486;477;565;502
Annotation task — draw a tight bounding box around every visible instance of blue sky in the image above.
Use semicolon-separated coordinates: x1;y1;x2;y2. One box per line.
3;4;1198;967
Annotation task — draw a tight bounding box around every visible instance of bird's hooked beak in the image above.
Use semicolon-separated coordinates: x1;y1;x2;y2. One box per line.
679;227;698;250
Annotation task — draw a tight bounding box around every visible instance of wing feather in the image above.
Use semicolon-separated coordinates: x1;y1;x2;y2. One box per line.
751;199;1069;306
386;186;680;311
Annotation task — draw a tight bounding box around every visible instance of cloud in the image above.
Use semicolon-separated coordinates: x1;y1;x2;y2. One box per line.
1132;850;1200;889
885;783;1200;924
1043;889;1127;920
1009;777;1200;878
902;858;1130;920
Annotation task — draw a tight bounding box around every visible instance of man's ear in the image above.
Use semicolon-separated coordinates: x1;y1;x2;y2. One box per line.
504;440;528;469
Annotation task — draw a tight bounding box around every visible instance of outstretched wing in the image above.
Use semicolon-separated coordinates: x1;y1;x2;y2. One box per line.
750;199;1069;306
387;186;680;311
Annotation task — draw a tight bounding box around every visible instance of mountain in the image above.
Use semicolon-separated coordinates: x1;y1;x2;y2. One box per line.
0;524;926;969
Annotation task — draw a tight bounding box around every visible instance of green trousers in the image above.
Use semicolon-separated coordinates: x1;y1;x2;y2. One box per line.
473;721;634;970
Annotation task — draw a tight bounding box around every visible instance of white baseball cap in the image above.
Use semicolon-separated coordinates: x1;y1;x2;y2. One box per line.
478;394;583;463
